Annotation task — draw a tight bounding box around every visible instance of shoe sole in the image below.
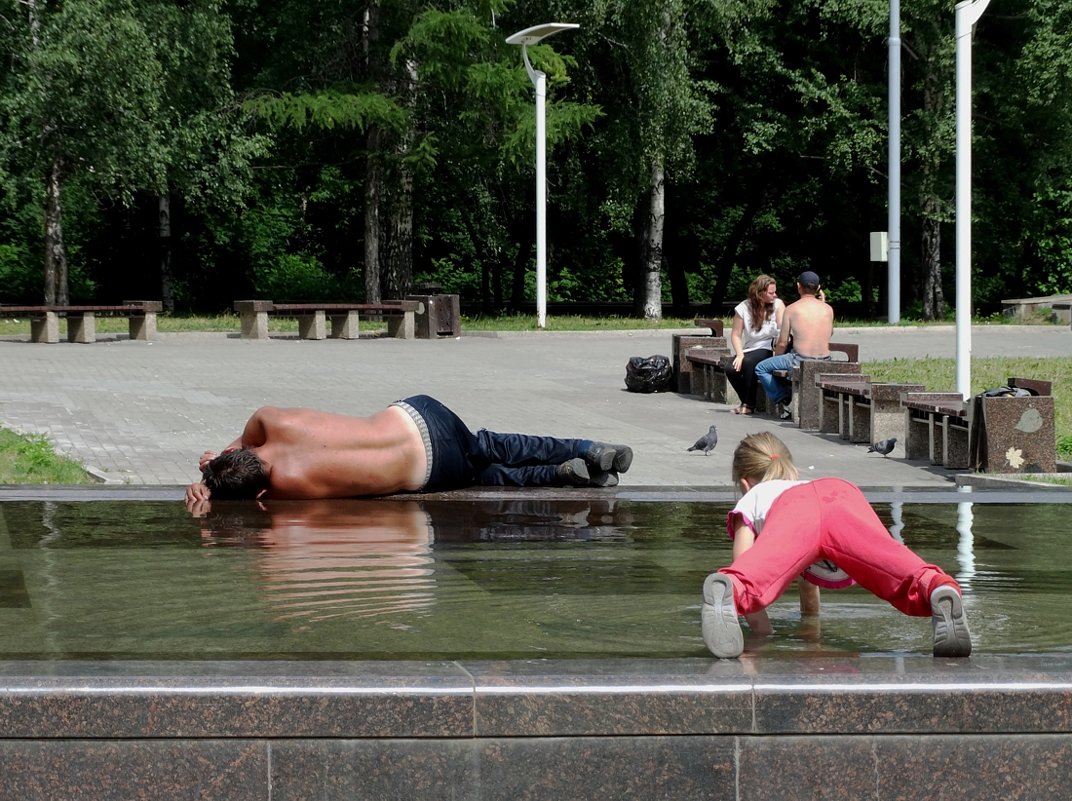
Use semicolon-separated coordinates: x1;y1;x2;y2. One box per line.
589;470;619;487
932;586;973;657
560;458;591;487
701;573;743;659
589;445;633;473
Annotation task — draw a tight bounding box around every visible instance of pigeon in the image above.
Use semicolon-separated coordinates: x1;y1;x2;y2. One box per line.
868;437;897;457
688;425;718;456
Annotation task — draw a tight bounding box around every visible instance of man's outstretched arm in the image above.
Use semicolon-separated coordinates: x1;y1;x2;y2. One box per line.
188;408;275;502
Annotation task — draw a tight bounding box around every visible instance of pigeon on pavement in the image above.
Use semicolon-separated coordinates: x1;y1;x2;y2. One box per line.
687;425;718;456
867;437;897;457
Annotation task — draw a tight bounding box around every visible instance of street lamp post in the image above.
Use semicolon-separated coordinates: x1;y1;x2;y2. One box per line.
888;0;902;325
954;0;990;399
506;23;579;330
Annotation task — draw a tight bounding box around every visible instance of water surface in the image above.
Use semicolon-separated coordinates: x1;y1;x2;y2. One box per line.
0;497;1067;660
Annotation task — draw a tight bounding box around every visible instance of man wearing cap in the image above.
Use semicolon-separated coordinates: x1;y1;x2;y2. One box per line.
754;271;834;420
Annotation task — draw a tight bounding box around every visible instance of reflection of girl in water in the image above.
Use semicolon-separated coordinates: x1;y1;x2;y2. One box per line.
196;499;435;622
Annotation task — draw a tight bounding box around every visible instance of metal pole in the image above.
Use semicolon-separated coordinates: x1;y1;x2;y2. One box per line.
535;68;547;330
887;0;901;324
508;24;578;331
954;0;989;399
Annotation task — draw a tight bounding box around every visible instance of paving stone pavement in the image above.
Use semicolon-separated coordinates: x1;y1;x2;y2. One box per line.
0;324;1066;492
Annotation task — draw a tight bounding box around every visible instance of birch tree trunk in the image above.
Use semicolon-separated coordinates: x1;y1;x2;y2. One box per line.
362;1;382;303
638;158;665;320
384;57;418;300
44;158;68;305
365;127;383;303
29;0;68;305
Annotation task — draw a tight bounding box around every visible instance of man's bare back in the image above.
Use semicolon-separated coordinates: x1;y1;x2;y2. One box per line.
193;406;427;500
776;294;834;358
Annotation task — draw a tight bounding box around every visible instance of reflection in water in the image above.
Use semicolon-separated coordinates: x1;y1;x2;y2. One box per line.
189;497;635;628
887;501;904;543
955;488;976;590
8;495;1072;659
192;499;436;623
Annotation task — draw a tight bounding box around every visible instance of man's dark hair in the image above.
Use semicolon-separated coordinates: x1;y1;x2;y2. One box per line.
201;448;270;499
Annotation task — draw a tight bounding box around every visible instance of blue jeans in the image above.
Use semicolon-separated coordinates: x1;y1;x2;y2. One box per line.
754;353;799;406
397;395;592;491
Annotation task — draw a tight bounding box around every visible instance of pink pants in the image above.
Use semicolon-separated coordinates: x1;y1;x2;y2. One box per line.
720;478;959;617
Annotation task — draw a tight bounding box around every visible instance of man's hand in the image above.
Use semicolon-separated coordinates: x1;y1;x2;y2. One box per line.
198;450;219;471
185;482;211;505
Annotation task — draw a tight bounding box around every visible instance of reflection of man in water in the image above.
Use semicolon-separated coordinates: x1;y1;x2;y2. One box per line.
190;497;436;621
185;394;633;503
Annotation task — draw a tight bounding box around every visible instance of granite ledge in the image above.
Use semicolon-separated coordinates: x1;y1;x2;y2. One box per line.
1;656;1071;739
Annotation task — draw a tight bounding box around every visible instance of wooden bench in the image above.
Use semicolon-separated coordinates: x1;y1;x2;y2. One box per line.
901;392;970;469
0;300;162;343
817;375;925;446
234;300;420;341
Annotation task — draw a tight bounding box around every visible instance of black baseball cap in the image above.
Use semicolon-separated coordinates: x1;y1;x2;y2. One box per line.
797;271;821;290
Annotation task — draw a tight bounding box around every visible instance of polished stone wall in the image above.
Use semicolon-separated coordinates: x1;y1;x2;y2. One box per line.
2;655;1072;800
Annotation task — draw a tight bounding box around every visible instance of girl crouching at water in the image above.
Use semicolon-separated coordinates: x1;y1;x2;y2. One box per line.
702;432;972;659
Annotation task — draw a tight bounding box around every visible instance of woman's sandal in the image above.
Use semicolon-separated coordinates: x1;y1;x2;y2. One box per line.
732;405;753;416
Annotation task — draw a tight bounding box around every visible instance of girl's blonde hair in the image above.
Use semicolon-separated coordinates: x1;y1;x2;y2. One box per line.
731;432;799;487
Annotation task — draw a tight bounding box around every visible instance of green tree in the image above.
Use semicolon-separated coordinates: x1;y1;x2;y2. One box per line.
0;0;166;304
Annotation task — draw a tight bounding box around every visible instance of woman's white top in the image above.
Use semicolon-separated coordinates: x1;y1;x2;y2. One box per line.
733;299;782;353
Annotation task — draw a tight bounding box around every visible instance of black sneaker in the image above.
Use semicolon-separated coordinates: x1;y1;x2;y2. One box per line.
778;404;792;421
556;458;591;487
931;585;972;657
701;573;744;658
586;443;633;473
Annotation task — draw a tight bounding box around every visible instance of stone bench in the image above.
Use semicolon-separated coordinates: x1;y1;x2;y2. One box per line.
672;333;729;394
776;343;862;429
817;376;926;447
234;300;421;341
683;341;861;423
0;300;162;343
1001;294;1072;326
901;392;970;469
968;377;1056;473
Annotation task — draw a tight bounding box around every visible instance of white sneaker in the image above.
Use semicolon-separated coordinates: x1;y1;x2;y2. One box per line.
701;573;744;658
931;585;972;657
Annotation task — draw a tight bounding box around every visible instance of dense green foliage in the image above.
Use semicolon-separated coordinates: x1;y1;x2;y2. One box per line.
0;0;1069;317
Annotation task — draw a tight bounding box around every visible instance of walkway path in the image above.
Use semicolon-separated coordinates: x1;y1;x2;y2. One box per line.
0;324;1066;490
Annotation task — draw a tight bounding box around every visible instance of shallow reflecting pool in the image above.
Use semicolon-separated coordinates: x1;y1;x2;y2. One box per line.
0;496;1068;660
